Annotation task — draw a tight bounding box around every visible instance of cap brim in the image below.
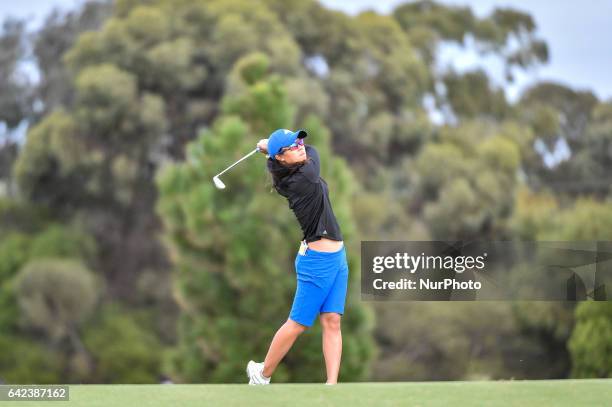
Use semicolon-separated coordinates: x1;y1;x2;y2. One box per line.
295;130;307;139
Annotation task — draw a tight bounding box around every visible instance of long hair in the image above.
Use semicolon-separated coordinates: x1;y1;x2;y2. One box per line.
266;156;311;192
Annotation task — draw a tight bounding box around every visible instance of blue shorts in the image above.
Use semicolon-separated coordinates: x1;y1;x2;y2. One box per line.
289;244;349;327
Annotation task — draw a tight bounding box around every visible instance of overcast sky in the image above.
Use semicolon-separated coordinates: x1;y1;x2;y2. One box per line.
2;0;611;102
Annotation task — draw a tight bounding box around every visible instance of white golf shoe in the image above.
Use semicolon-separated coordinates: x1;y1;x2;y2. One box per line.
246;360;271;385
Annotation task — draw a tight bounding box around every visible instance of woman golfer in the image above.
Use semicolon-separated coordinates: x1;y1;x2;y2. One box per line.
246;129;349;385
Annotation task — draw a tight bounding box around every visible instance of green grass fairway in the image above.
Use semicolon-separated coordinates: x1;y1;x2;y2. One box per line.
4;379;610;406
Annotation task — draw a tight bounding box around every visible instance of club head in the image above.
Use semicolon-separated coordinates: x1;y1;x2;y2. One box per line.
213;176;226;190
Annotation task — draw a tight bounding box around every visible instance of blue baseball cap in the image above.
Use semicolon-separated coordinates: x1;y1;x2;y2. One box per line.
267;129;308;160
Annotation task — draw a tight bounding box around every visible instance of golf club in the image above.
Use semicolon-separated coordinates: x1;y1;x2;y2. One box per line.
212;147;260;189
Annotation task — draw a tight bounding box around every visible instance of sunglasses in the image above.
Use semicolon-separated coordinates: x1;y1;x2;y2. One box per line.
280;138;304;153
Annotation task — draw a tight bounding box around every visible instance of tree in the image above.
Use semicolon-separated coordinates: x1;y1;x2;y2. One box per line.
82;303;163;383
0;335;63;384
511;198;612;379
410;120;531;240
518;82;600;196
372;302;530;380
14;61;168;300
0;19;31;132
14;258;100;381
15;259;100;341
0;18;31;198
0;221;95;341
441;69;511;120
32;1;112;118
393;1;548;80
569;301;612;378
322;12;431;170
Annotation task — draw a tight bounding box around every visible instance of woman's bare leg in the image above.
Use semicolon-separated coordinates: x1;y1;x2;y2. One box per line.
320;312;342;384
262;319;308;378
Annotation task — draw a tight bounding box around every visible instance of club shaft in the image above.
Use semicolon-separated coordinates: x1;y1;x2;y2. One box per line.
215;148;259;178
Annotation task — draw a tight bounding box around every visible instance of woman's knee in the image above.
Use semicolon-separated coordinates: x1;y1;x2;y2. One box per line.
320;313;342;331
286;319;309;335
